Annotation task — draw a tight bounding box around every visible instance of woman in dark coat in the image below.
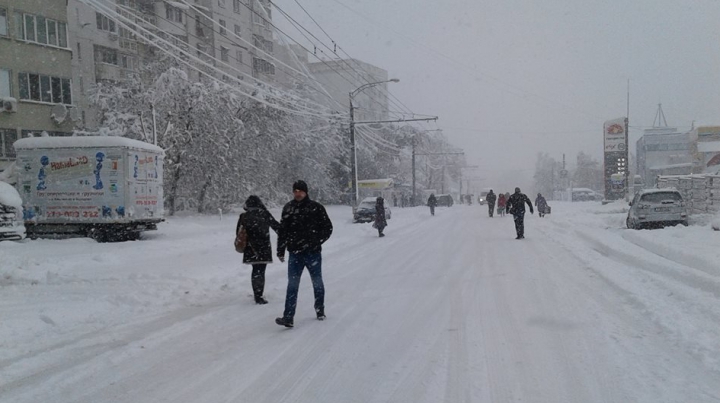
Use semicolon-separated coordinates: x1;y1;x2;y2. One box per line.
374;197;387;237
236;195;280;304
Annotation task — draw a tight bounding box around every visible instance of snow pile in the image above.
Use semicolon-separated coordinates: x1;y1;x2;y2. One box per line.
0;181;22;209
712;213;720;231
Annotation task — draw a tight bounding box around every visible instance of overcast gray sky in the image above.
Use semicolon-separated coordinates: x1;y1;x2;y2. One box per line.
275;0;720;191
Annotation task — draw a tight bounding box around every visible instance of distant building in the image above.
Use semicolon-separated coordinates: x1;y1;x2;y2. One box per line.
636;126;695;186
307;58;390;121
0;0;75;172
692;126;720;174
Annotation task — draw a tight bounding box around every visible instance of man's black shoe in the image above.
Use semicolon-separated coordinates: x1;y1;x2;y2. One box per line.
275;317;294;327
255;297;268;305
316;310;326;321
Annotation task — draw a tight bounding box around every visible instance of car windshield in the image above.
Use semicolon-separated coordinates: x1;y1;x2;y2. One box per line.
358;202;375;209
640;192;682;203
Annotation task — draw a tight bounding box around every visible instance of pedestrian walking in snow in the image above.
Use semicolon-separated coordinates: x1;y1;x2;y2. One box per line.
486;190;497;217
497;193;507;216
393;194;398;208
374;197;387;237
427;193;437;216
236;195;281;304
505;187;534;239
535;193;548;218
275;180;333;328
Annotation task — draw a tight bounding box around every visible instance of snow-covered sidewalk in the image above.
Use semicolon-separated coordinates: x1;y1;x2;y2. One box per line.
1;202;719;402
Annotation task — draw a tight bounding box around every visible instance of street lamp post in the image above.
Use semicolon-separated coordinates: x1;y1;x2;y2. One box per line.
349;78;399;207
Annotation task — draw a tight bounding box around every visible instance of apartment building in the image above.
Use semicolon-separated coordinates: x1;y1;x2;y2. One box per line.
0;0;75;171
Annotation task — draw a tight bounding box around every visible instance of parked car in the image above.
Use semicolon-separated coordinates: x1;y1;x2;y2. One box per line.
626;188;688;229
571;188;602;201
0;181;26;241
353;197;392;223
436;194;454;207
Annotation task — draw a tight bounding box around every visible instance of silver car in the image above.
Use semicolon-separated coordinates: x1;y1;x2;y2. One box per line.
627;188;688;229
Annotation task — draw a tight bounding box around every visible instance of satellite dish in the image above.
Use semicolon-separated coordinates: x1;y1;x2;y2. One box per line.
50;104;68;124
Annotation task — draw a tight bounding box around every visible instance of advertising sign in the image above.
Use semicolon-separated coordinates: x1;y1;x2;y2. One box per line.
603;117;628;200
604;117;627;152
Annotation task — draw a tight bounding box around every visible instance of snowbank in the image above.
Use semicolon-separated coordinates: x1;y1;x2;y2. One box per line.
0;181;22;209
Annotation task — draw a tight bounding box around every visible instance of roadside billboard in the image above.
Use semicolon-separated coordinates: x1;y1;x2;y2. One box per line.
603;117;628;200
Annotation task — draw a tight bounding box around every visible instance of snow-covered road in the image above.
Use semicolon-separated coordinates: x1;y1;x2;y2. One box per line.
2;202;719;402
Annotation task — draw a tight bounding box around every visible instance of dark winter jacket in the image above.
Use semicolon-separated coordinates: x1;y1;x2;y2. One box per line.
506;192;534;215
486;192;497;205
374;200;387;230
535;195;548;211
277;196;333;255
427;195;437;207
236;207;281;264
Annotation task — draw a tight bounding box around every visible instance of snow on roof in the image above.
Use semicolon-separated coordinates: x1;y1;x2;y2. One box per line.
640;188;681;194
14;136;164;154
165;1;190;10
0;181;22;209
649;162;694;170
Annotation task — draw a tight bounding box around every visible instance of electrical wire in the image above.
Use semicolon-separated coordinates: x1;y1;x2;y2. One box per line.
83;0;339;119
114;3;344;117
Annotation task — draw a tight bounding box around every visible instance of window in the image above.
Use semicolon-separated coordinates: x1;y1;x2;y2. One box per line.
17;72;72;105
195;15;205;37
120;55;135;70
196;42;207;58
220;46;229;62
13;12;23;39
57;22;67;47
96;12;116;32
0;69;10;97
253;34;273;53
47;19;58;46
236;50;242;64
252;57;275;75
165;5;183;23
234;24;241;37
36;16;47;44
218;0;226;8
0;8;7;36
219;19;226;36
25;14;35;41
233;0;242;13
1;129;19;158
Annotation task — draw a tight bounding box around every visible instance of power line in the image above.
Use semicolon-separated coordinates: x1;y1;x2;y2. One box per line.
83;0;338;119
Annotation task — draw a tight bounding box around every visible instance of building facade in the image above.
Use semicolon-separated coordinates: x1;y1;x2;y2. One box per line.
307;58;390;122
0;0;75;171
635;127;695;186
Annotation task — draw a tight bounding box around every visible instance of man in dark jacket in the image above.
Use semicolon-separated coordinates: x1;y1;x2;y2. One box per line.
505;187;534;239
275;180;333;328
486;190;497;217
427;193;437;216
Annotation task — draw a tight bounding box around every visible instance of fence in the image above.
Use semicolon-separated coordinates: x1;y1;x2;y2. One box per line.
656;174;720;214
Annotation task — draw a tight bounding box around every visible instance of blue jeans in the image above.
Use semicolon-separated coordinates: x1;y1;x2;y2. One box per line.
283;251;324;320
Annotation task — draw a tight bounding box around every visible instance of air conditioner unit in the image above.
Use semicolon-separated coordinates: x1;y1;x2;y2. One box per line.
0;97;18;113
109;32;118;41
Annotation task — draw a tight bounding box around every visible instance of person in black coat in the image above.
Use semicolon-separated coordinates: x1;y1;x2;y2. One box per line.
427;193;437;216
237;195;281;304
374;197;387;237
505;187;534;239
275;180;333;328
486;190;497;217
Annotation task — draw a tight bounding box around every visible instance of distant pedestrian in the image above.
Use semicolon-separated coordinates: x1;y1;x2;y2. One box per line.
275;180;333;328
427;193;437;216
497;193;507;216
393;194;398;207
374;197;387;237
236;195;281;304
505;187;534;239
535;193;548;218
486;190;497;217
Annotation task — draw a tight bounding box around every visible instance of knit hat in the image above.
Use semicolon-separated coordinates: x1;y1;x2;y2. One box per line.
293;180;309;194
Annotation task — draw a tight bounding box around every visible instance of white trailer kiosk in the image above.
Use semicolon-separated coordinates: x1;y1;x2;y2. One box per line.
14;136;164;241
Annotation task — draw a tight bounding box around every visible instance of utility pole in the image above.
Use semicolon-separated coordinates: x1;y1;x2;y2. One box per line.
411;138;416;206
441;165;445;194
349;96;358;206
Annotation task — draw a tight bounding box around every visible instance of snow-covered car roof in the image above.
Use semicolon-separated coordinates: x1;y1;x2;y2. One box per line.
14;136;164;154
639;188;681;194
0;181;22;209
360;197;379;203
